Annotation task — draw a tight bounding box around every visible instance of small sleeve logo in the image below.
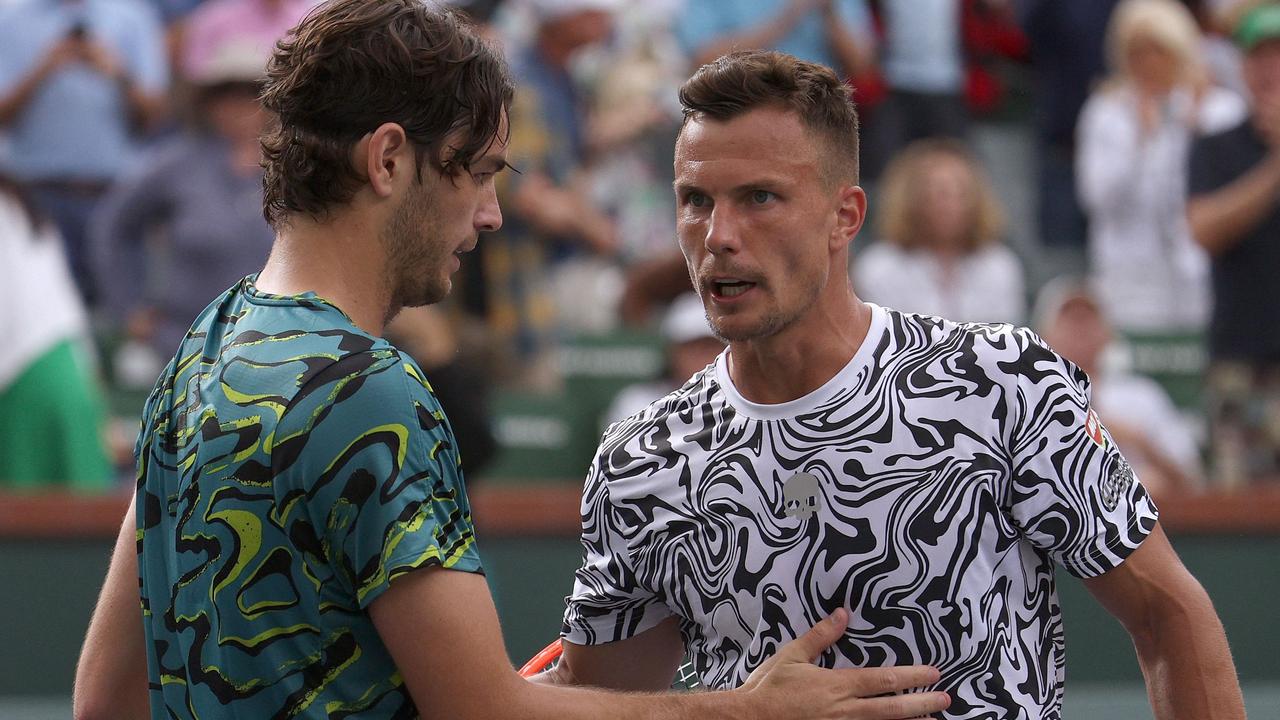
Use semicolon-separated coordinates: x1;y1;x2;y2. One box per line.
1101;458;1135;511
1085;408;1106;448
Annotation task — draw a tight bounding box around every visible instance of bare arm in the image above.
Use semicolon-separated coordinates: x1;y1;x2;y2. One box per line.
1084;523;1244;720
73;501;150;720
543;617;686;691
821;0;873;78
370;565;951;720
0;39;78;126
1187;150;1280;256
78;39;167;131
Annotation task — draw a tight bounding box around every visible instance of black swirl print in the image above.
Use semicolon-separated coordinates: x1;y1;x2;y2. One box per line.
563;304;1158;720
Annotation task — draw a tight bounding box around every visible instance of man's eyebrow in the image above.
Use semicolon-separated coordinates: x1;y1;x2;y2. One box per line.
673;176;790;193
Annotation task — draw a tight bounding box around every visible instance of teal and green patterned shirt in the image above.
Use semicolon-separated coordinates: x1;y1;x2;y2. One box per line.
135;276;482;719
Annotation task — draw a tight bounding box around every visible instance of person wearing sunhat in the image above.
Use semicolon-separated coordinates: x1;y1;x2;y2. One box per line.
1187;1;1280;485
90;38;275;387
602;292;725;428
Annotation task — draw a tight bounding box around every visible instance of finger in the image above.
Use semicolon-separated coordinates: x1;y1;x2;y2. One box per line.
853;691;951;719
777;609;848;663
836;664;942;696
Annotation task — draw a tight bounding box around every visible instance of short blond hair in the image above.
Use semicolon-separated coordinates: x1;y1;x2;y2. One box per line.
875;138;1005;253
1106;0;1205;84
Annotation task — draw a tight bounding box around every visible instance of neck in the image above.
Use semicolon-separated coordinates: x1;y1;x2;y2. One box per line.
726;283;872;405
255;211;394;336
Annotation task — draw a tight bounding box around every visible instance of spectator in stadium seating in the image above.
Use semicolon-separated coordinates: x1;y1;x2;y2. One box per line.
0;177;113;490
90;39;272;377
1188;2;1280;485
487;0;621;386
1035;277;1203;499
1077;0;1246;334
1020;0;1121;251
602;293;725;428
177;0;316;82
676;0;875;78
0;0;169;304
854;137;1025;324
582;1;687;264
863;0;968;177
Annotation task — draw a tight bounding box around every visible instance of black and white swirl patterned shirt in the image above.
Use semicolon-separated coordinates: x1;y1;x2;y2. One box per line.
563;304;1158;719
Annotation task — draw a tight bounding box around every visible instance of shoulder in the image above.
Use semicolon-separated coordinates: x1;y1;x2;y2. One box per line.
292;344;434;416
598;365;719;449
883;308;1062;376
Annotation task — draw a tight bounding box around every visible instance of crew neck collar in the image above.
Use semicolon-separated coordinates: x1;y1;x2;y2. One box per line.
714;303;887;421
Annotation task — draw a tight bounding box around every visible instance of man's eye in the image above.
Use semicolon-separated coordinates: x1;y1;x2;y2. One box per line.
688;193;709;208
751;190;774;204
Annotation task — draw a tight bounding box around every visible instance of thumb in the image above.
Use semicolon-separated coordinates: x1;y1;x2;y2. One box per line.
780;608;848;664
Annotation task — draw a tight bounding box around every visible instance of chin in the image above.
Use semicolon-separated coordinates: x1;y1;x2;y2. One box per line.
399;280;451;309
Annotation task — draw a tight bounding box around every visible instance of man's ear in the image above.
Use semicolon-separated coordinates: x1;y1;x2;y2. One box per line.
830;184;867;253
359;122;414;199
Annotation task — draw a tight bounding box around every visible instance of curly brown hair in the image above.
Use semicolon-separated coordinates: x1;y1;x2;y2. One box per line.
259;0;513;227
677;50;860;185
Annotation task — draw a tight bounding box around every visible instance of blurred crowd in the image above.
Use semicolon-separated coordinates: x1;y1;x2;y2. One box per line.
2;0;1279;497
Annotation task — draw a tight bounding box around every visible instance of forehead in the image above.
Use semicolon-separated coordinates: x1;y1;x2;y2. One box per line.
478;111;511;157
674;107;820;179
442;110;510;163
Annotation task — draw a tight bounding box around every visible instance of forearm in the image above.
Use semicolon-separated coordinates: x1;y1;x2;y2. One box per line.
824;24;870;79
1131;587;1244;720
690;10;800;67
0;61;59;125
1188;152;1280;255
512;676;753;720
120;80;167;131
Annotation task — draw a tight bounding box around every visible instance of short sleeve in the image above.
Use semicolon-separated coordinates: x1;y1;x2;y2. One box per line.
1188;131;1232;198
275;351;482;609
1005;329;1159;578
562;445;672;645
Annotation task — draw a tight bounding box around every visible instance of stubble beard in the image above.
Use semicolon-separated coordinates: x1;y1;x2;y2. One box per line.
382;184;449;310
705;277;825;343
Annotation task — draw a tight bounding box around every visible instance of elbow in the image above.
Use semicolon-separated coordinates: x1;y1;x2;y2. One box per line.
1186;207;1224;256
73;673;148;720
1126;580;1214;655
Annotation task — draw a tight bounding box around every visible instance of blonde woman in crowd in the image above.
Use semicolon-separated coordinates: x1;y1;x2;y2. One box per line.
1076;0;1246;333
854;137;1025;324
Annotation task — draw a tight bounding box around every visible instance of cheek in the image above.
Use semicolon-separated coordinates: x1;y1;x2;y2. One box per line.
676;219;704;255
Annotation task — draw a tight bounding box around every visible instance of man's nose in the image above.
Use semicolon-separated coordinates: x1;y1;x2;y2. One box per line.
704;205;740;255
476;183;502;233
